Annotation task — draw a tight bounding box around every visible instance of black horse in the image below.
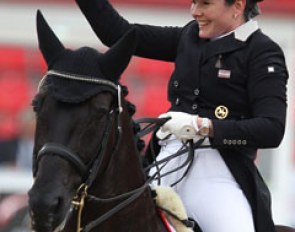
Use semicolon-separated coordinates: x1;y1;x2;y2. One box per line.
28;11;172;232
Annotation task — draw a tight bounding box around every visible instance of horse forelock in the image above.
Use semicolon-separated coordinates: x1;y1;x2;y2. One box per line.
39;47;116;103
38;73;117;104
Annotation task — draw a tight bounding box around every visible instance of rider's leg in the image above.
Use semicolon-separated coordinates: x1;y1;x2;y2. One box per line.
179;173;255;232
150;138;255;232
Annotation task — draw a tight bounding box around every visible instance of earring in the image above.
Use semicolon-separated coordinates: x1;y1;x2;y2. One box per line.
233;13;238;20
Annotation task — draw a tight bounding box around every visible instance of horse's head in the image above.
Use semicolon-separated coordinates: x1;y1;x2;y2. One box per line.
28;11;137;232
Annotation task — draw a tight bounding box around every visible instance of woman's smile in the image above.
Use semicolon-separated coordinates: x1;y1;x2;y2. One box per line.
197;20;210;27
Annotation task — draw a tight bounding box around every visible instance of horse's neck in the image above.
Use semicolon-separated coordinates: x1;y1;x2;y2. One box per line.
86;108;146;197
78;111;165;231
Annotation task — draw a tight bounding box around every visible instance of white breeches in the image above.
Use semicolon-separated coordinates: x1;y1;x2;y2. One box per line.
149;137;255;232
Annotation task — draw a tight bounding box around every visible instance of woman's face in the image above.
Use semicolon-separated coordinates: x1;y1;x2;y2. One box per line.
191;0;245;39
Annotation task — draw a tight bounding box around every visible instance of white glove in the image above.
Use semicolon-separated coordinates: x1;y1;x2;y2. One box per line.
156;112;199;141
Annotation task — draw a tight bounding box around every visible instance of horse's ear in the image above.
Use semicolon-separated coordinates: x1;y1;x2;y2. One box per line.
100;29;137;81
36;10;65;66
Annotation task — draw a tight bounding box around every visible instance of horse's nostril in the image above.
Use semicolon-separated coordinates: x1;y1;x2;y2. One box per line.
28;191;69;230
29;190;64;214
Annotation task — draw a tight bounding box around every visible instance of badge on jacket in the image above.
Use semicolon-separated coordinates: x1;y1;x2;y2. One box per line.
215;105;229;119
218;69;231;79
215;54;231;79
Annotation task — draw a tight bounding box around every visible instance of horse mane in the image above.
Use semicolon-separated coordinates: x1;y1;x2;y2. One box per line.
120;85;146;153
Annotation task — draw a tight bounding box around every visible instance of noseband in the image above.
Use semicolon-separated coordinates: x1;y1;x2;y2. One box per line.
37;143;88;176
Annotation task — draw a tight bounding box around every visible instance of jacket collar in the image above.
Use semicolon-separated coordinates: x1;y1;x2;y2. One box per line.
202;20;259;61
234;20;259;41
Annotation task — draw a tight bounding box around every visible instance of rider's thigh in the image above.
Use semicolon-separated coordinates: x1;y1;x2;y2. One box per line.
176;148;255;232
180;180;255;232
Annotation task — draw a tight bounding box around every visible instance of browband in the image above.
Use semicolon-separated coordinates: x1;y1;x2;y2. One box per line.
38;70;118;92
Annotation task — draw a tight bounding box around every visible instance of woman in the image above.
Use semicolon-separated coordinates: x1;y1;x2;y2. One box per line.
75;0;289;231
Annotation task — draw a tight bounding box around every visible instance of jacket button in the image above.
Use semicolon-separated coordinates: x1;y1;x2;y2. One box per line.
173;80;179;88
237;140;242;145
223;139;227;144
194;88;200;96
192;104;198;111
175;98;180;105
242;140;247;145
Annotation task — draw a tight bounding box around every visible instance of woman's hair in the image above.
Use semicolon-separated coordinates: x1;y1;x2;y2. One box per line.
225;0;263;20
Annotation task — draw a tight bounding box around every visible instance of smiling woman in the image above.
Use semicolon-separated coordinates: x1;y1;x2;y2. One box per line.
74;0;290;231
190;0;261;39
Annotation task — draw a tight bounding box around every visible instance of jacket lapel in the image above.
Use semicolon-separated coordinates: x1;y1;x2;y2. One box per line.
202;20;260;62
202;34;246;62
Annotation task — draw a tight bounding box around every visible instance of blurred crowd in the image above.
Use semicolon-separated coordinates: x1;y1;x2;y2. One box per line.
0;105;35;173
0;49;39;173
0;70;36;231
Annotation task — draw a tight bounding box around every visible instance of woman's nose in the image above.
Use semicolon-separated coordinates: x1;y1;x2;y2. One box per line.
191;3;202;16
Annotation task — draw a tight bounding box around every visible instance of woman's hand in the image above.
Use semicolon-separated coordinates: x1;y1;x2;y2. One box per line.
156;112;199;141
156;112;214;140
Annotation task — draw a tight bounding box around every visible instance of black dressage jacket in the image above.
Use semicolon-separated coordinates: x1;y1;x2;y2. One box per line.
76;0;289;231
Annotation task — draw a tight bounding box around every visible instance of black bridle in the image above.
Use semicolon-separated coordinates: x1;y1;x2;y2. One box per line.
37;143;88;177
35;108;114;185
33;70;149;232
33;70;119;185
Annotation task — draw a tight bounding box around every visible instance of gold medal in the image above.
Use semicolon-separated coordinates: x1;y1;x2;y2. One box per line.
215;105;229;119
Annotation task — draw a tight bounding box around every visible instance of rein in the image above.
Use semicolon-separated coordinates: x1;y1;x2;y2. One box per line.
134;118;210;187
82;182;149;232
148;139;206;187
